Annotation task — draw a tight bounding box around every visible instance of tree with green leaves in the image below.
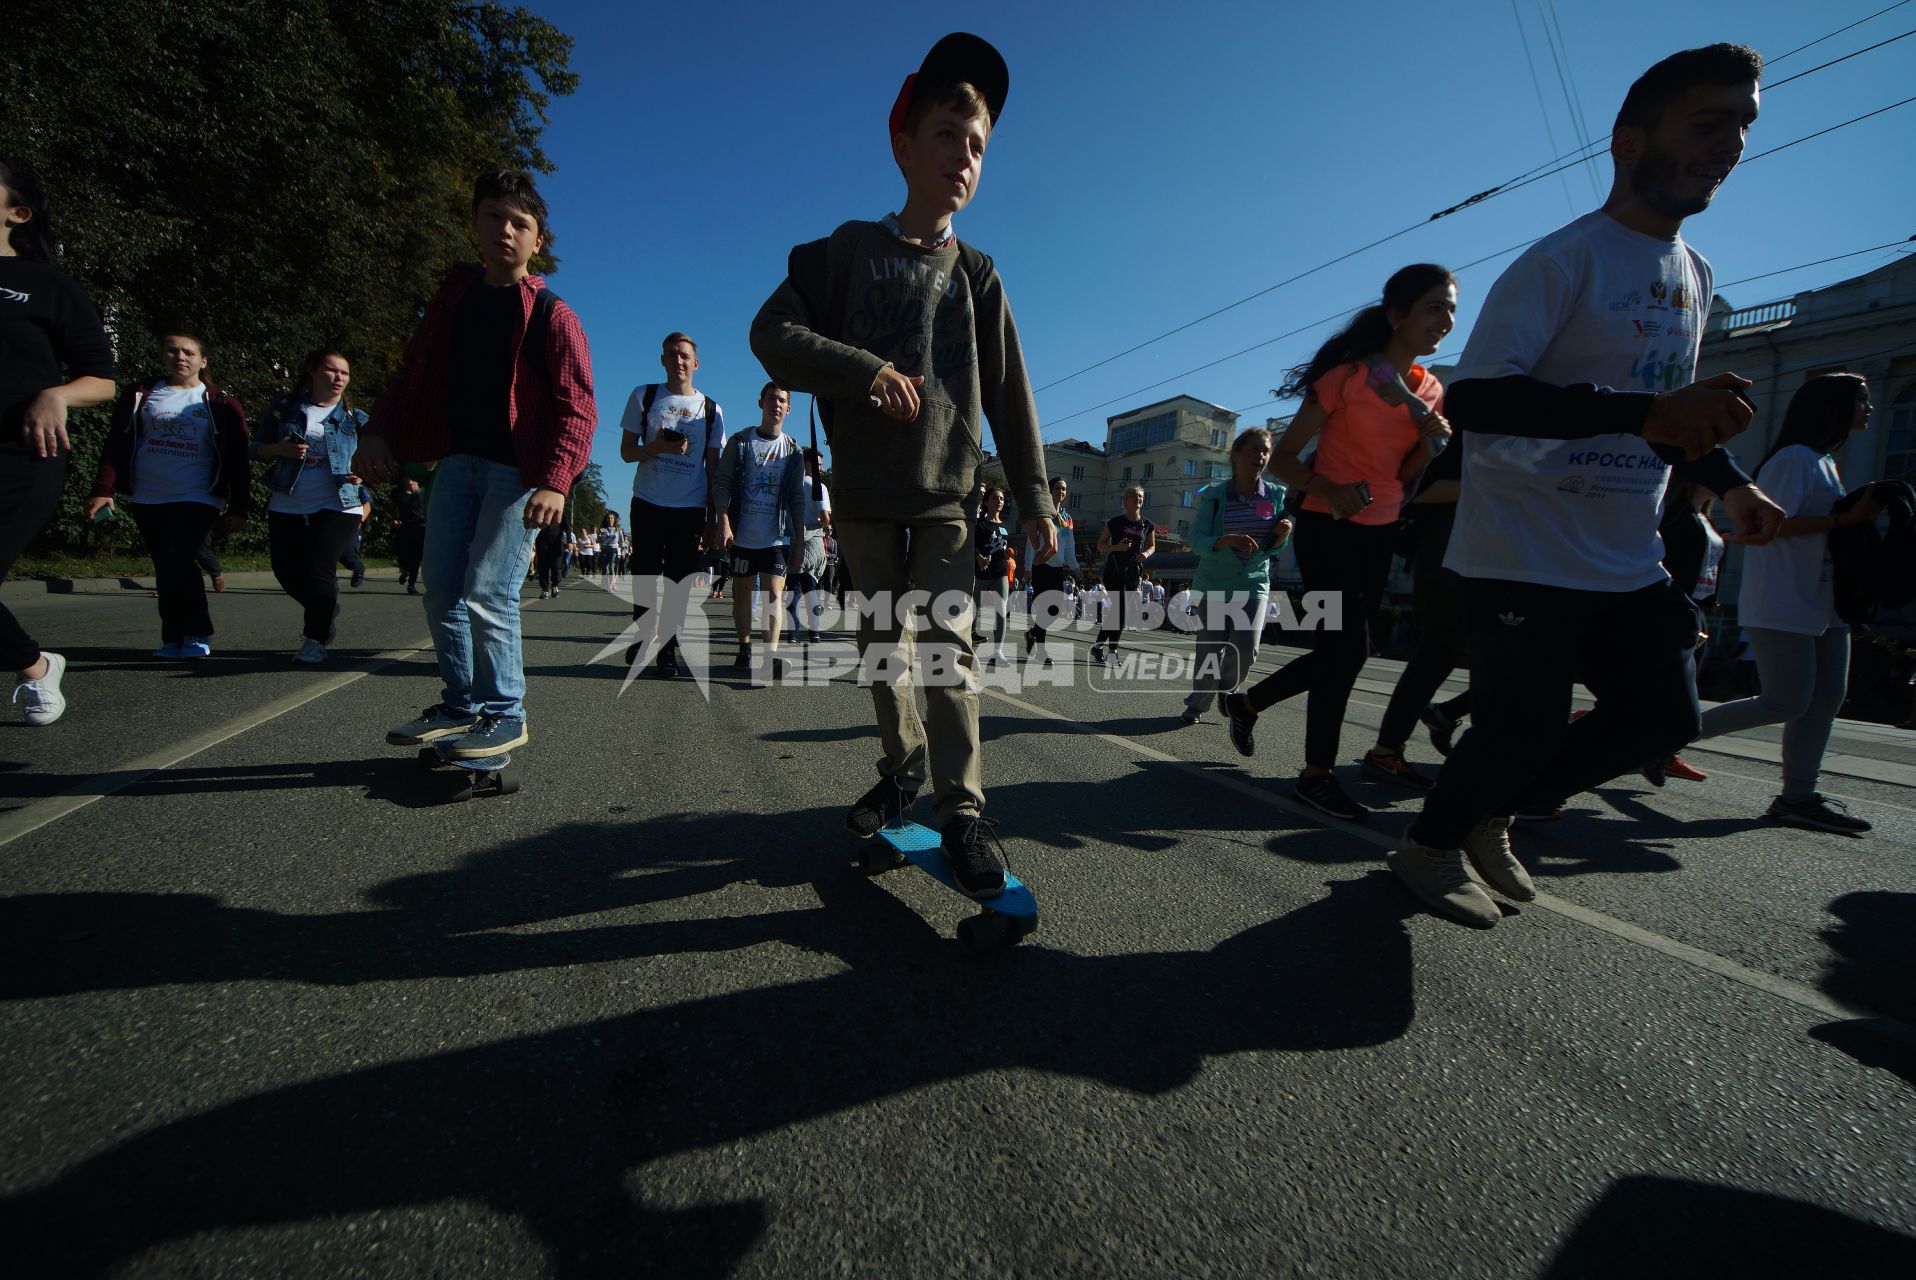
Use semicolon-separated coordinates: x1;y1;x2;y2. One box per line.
2;0;579;559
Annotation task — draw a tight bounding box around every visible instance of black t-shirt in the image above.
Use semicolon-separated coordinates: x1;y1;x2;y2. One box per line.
1102;514;1152;584
975;518;1010;578
390;485;426;527
0;257;114;453
446;280;519;467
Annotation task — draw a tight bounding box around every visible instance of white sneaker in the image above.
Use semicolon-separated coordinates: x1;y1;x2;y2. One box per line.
1387;831;1501;928
13;651;68;725
294;638;327;664
1461;816;1535;901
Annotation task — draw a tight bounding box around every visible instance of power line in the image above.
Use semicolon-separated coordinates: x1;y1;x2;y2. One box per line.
1509;0;1582;216
1769;0;1912;63
1715;235;1915;291
1029;12;1916;399
1535;0;1605;200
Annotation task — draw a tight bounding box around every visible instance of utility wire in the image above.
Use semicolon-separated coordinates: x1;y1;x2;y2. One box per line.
1032;13;1916;398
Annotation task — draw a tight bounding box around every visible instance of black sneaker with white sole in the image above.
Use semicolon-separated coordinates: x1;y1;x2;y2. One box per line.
1294;772;1368;823
846;775;919;838
1221;692;1258;757
940;812;1007;900
1767;792;1871;835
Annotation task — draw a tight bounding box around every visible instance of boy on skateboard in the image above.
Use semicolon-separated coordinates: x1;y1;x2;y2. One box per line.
751;32;1054;899
357;170;598;758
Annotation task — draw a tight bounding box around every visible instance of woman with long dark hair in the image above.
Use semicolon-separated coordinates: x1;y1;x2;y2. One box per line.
0;156;117;724
1690;372;1880;833
1221;263;1456;821
252;348;367;664
86;332;252;658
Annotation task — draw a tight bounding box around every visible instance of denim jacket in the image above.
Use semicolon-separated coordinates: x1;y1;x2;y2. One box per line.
253;395;367;509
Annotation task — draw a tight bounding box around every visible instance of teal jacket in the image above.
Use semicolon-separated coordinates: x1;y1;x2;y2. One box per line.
1190;475;1290;595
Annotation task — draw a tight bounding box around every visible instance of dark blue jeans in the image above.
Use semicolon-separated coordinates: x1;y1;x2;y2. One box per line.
1410;576;1703;848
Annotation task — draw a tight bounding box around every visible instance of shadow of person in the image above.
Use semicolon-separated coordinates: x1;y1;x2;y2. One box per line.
1538;1174;1916;1278
0;874;1416;1277
1808;890;1916;1089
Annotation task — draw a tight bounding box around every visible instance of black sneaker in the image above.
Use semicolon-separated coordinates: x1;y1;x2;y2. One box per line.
732;644;753;672
653;645;687;680
1295;773;1368;823
846;775;919;838
940;813;1007;900
807;630;822;644
1421;703;1458;757
1362;750;1435;791
1640;760;1667;788
1023;629;1037;656
1768;793;1872;835
1088;644;1104;666
1179;706;1203;726
350;571;365;589
1222;693;1257;758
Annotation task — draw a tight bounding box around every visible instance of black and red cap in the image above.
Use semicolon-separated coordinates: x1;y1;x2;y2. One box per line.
887;33;1010;141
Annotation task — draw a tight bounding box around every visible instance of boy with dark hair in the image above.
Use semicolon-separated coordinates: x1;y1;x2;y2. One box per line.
1389;44;1785;928
357;169;597;758
751;33;1055;899
618;331;723;679
713;382;805;675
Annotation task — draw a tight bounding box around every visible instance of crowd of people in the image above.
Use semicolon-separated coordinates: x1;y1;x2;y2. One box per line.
1;35;1895;930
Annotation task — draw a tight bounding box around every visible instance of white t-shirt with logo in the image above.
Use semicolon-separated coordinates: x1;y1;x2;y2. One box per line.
1446;210;1715;592
731;429;800;550
623;387;723;510
133;382;220;507
1735;445;1846;635
269;403;358;517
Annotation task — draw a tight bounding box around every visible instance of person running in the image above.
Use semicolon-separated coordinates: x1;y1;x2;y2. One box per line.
533;520;565;599
714;382;805;675
1688;373;1879;834
390;476;426;594
1092;486;1155;666
86;331;251;659
751;31;1055;898
1023;474;1077;663
1641;478;1722;785
1182;428;1291;726
338;482;372;588
1;156;116;724
1220;262;1457;820
788;446;832;643
252;348;369;664
1391;45;1785;929
1366;431;1470;786
619;332;724;677
357;169;597;759
973;485;1013;667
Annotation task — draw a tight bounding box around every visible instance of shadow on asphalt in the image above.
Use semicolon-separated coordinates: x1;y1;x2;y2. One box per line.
0;812;1418;1277
1810;890;1916;1090
1539;1174;1916;1277
0;754;466;810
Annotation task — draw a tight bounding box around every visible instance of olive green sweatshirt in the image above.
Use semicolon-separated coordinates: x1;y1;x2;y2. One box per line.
750;220;1053;524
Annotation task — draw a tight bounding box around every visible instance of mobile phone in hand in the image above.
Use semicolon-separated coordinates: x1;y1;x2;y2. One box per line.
659;426;687;445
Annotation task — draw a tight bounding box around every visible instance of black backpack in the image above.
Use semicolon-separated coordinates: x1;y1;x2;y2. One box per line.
1829;479;1916;626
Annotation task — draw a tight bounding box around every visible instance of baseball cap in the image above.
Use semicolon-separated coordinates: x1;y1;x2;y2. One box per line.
887;33;1010;141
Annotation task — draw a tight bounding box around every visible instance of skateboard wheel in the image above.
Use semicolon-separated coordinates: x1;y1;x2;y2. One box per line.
496;768;521;796
857;847;903;875
416;746;439;768
956;912;1020;955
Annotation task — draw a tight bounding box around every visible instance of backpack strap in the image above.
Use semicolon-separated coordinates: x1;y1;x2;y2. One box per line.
525;285;559;384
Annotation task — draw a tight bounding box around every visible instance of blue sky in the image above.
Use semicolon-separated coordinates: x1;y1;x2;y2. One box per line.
522;0;1915;504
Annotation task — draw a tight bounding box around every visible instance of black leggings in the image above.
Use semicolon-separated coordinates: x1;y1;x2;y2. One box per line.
1242;511;1396;769
394;524;425;584
0;450;67;671
131;502;220;643
1026;563;1069;645
1095;579;1140;648
268;509;362;642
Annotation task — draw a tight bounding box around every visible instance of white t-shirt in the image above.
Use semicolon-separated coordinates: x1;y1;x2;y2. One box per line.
731;429;801;550
133;383;220;507
800;479;832;535
1446;210;1715;592
623;387;723;510
1694;520;1725;601
1735;445;1846;635
269;403;358;517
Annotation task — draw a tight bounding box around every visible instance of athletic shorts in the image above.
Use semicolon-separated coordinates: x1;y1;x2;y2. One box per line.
730;544;789;578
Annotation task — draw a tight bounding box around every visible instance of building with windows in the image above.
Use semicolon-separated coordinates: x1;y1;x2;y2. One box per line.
1698;253;1916;607
1099;395;1238;550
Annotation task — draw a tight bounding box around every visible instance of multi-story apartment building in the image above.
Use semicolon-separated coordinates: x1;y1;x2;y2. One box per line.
1098;395;1238;549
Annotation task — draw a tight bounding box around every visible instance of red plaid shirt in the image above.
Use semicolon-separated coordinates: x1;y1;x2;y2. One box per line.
368;265;597;494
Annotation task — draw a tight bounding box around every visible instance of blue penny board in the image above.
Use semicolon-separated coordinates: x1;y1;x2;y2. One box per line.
432;742;511;773
876;821;1037;919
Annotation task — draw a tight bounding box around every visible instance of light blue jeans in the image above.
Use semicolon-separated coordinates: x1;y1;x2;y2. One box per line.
421;455;538;719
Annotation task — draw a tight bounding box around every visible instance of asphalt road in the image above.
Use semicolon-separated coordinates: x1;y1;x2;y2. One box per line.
2;569;1912;1278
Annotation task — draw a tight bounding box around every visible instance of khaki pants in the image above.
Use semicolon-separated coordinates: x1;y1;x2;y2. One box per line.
834;516;984;824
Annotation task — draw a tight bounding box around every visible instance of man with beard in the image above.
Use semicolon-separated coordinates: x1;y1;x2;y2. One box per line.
1387;44;1788;929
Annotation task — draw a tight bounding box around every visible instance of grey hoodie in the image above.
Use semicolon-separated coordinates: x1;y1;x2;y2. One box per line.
750;219;1052;525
